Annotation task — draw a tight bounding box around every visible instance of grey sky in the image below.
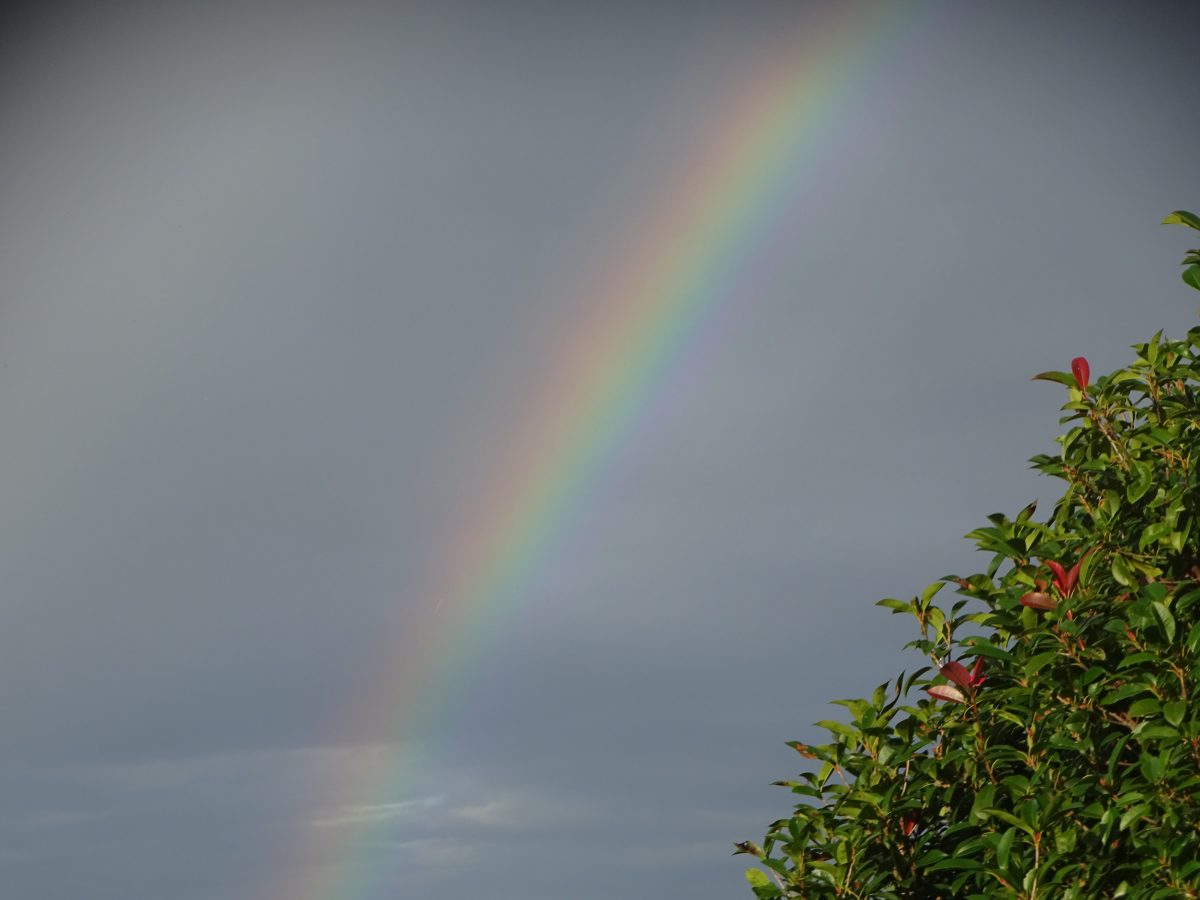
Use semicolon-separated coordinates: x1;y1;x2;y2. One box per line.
0;2;1196;898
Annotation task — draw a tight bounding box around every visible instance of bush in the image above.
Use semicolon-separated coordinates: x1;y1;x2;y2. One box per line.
738;212;1200;898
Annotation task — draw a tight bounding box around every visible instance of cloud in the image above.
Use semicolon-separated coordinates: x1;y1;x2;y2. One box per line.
449;798;512;827
309;796;443;829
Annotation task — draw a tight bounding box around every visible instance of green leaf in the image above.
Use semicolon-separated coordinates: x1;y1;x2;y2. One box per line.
1177;587;1200;615
1183;264;1200;292
877;598;915;614
1117;651;1160;670
964;641;1014;663
920;581;945;610
1101;681;1154;705
1163;210;1200;231
815;719;859;742
982;808;1036;837
1137;521;1173;551
1111;555;1136;587
1170;519;1191;552
744;869;770;888
1150;600;1176;643
831;698;872;724
1031;370;1076;387
1024;650;1061;678
970;785;997;823
1139;581;1167;605
995;826;1017;870
1133;724;1180;741
1163;701;1186;727
1119;803;1149;831
1126;462;1154;503
1128;697;1160;718
872;681;888;709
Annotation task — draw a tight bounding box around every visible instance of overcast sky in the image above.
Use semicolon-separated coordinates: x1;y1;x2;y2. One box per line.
0;2;1196;898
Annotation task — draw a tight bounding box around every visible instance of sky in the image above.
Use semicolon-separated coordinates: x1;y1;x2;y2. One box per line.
0;2;1196;898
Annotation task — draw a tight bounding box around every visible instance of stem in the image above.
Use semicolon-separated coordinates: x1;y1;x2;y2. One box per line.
1088;406;1130;470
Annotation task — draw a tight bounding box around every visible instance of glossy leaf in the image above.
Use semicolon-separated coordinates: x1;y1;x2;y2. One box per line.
1071;356;1090;391
1111;555;1135;587
1031;370;1076;387
939;660;973;689
926;684;966;703
1163;210;1200;231
1019;591;1056;610
1150;601;1176;643
1163;701;1187;727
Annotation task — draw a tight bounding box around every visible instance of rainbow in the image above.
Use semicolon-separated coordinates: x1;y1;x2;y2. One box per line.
266;5;919;897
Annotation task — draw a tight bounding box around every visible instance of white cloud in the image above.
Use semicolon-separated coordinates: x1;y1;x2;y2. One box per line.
308;795;443;829
449;798;511;827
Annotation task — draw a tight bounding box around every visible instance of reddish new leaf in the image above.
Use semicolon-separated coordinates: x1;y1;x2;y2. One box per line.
1045;560;1069;594
1071;356;1090;392
1020;591;1057;611
940;661;973;690
1064;560;1081;597
969;657;986;687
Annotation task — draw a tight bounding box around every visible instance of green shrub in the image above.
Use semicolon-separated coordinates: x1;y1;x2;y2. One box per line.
738;212;1200;899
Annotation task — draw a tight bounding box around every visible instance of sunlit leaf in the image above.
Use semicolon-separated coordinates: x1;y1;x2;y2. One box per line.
1162;210;1200;231
926;684;966;704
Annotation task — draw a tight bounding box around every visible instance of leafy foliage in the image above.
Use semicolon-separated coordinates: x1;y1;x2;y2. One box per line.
738;212;1200;898
1164;211;1200;293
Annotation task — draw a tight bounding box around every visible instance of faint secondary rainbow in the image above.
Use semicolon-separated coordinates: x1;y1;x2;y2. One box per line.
267;5;918;898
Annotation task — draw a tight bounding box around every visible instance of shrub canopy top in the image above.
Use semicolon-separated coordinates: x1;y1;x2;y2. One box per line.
739;212;1200;899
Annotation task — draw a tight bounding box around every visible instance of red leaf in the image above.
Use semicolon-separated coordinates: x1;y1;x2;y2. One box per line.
940;661;973;690
1020;591;1057;611
1064;560;1081;597
969;657;987;687
1071;356;1090;392
1044;560;1069;594
901;814;918;836
926;684;966;703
